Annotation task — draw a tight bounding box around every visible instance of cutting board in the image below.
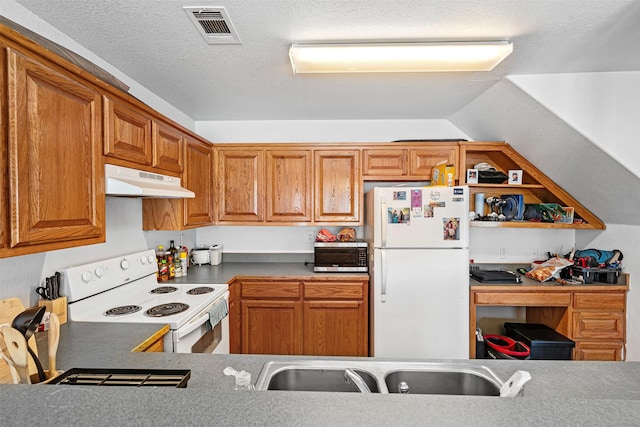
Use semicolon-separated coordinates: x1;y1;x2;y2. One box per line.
0;298;40;384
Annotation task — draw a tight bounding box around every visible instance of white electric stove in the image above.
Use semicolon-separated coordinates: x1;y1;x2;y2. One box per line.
60;249;229;354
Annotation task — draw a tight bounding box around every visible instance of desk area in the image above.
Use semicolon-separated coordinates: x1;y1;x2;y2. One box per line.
469;274;629;361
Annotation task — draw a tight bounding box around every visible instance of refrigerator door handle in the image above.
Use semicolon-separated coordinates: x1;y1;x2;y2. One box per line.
380;201;387;248
380;249;387;302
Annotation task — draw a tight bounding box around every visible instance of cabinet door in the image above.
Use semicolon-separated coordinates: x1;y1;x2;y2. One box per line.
574;342;624;361
103;96;152;165
409;145;459;179
0;45;7;249
183;136;214;227
152;120;183;173
217;149;264;222
241;300;302;354
314;150;361;222
6;48;104;248
362;148;407;177
228;281;242;354
303;300;367;356
265;149;312;222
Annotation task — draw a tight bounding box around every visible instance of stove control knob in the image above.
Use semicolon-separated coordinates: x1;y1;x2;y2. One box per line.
147;255;155;264
95;266;105;278
81;271;92;283
140;256;147;265
120;259;129;270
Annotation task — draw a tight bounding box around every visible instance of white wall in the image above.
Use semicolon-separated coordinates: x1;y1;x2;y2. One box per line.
508;72;640;360
509;72;640;179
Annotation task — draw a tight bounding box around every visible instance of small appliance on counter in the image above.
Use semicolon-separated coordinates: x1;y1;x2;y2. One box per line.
191;247;211;265
313;240;368;272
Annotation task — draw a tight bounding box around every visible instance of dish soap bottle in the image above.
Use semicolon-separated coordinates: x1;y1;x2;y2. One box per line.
223;367;255;391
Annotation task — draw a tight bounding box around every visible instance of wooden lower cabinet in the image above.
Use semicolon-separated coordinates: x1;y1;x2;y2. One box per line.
303;300;366;356
574;342;624;361
470;283;628;361
242;300;302;355
231;277;369;357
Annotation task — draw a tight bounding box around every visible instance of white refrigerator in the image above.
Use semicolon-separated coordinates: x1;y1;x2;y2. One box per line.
364;186;470;359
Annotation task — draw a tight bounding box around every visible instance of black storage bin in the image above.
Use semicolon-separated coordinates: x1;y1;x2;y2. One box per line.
504;323;575;360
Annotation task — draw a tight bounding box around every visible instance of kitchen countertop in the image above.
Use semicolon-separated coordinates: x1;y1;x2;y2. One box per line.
171;261;369;285
2;321;640;426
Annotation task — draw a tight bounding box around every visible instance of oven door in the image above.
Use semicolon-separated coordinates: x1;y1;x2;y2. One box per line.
170;291;229;354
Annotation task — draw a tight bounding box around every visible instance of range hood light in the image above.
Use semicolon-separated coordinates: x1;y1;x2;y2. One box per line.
289;41;513;73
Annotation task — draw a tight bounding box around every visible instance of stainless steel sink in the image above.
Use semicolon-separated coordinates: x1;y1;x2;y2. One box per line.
385;369;500;396
255;360;525;396
266;368;379;393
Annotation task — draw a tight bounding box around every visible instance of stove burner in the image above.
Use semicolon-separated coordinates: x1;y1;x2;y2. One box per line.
105;305;142;316
150;286;178;294
145;302;190;317
187;286;214;295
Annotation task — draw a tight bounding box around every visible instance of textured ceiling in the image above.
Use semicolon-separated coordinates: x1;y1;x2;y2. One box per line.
12;0;640;121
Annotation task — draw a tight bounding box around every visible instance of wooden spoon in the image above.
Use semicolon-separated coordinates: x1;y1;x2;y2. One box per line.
0;326;30;384
48;313;60;375
0;330;20;384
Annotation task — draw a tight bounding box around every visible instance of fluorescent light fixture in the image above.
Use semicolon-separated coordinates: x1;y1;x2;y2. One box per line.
289;41;513;73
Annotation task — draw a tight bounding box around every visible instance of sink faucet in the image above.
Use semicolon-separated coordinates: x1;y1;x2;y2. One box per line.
344;369;371;393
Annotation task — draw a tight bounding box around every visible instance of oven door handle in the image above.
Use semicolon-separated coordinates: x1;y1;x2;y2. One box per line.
175;295;229;341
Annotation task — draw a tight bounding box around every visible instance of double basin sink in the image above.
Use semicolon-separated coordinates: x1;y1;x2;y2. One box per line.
255;360;530;397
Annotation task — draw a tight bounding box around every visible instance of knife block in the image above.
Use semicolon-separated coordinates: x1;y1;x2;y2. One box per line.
38;296;67;324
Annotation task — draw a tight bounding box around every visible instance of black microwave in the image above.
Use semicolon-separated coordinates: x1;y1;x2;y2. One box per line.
313;241;368;272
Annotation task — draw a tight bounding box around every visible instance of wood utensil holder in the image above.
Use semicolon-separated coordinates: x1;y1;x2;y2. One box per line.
38;297;67;324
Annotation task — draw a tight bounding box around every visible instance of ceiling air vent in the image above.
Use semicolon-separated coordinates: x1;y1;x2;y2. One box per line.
183;6;241;44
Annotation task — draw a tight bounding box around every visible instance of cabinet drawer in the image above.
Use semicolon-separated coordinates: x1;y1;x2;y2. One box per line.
241;281;300;299
573;311;624;340
304;282;365;300
574;293;625;310
474;292;570;306
574;342;624;361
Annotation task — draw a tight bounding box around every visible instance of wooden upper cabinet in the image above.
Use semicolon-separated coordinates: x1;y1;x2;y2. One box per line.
217;148;264;222
183;136;214;227
0;45;7;250
142;136;213;230
265;149;313;222
103;96;152;165
362;143;459;181
362;148;407;177
314;150;361;222
5;47;104;250
152;120;183;173
409;145;459;179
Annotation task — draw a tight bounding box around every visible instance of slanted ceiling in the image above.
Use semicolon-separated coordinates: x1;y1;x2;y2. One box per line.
450;79;640;226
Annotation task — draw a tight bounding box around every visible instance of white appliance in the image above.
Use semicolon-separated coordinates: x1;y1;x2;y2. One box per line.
105;164;195;198
60;249;229;354
364;186;470;359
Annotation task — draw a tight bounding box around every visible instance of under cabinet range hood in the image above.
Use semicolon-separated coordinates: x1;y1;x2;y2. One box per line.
105;164;195;198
